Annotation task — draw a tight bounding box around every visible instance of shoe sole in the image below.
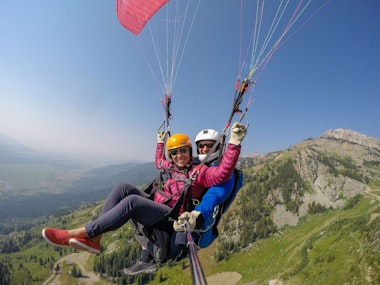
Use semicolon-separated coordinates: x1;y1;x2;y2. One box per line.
69;238;101;254
123;265;157;275
42;229;70;247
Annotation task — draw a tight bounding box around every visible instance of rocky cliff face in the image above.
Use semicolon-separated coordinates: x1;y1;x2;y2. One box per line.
242;129;380;228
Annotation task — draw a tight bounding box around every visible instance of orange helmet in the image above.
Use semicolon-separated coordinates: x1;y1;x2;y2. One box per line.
166;134;192;151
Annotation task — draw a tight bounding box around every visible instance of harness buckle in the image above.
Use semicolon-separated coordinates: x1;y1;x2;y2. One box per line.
189;164;203;181
189;169;199;181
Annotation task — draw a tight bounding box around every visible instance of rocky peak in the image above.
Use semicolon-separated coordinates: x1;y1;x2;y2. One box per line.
320;128;380;149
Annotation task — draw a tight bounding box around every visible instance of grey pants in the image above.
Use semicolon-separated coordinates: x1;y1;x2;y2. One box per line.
85;182;172;238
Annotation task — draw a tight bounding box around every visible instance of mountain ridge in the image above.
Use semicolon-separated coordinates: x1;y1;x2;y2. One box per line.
0;132;32;153
321;128;380;149
235;127;380;230
1;128;378;225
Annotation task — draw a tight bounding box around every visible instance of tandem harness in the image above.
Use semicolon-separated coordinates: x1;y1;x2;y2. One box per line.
146;164;202;230
131;164;201;262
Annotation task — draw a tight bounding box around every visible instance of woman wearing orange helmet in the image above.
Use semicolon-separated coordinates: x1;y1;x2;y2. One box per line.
42;122;247;274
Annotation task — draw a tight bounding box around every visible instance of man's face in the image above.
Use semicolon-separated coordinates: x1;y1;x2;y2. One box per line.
197;140;215;154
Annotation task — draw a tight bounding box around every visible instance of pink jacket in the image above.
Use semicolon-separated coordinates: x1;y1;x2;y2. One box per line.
153;142;241;214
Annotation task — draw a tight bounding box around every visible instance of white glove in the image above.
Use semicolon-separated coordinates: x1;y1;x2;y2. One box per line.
157;131;166;143
228;122;247;145
173;210;201;232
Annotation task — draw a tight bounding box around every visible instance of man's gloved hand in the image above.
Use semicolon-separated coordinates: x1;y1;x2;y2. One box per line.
228;122;247;145
157;131;167;143
173;210;201;232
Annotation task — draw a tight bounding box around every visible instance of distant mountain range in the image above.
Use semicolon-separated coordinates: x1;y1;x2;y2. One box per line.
0;132;32;153
0;132;157;230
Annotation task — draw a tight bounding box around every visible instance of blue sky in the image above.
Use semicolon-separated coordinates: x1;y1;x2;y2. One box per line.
1;1;379;165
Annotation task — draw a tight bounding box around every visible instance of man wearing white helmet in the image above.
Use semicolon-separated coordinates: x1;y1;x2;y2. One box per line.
168;128;243;261
195;128;221;164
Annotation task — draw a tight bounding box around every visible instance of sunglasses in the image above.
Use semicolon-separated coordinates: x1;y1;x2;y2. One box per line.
198;143;214;149
170;147;189;156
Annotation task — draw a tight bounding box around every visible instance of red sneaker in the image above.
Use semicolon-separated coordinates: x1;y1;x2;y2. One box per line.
69;237;101;254
42;228;70;247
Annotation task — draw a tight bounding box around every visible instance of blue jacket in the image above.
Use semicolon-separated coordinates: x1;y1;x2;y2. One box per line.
195;168;237;248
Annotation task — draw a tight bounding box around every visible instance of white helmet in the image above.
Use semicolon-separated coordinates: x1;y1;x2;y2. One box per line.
195;129;220;163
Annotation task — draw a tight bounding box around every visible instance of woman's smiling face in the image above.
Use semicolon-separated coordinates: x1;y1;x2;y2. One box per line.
170;147;191;168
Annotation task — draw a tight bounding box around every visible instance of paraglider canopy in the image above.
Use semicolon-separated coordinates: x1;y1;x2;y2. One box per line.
116;0;169;35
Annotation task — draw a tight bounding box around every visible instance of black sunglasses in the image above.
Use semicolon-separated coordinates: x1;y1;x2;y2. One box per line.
170;147;189;156
198;143;214;149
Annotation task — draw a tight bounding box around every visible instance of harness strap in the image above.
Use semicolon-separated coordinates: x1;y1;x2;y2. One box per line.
149;165;194;230
151;177;192;230
189;164;203;181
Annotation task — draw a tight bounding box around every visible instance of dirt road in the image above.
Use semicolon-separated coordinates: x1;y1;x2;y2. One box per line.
42;252;102;285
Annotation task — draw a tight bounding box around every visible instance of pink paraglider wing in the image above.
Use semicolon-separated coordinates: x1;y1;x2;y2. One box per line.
116;0;169;35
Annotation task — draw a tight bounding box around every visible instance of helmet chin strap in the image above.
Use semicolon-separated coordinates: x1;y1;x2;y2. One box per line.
198;152;219;164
